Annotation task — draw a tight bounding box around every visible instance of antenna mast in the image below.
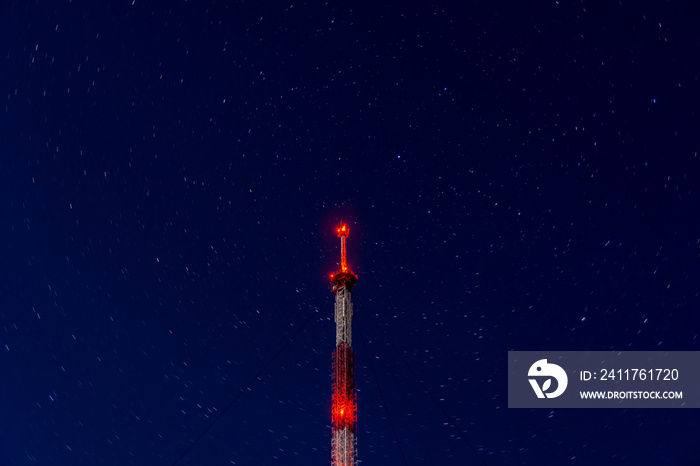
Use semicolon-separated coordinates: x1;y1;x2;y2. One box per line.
329;223;358;466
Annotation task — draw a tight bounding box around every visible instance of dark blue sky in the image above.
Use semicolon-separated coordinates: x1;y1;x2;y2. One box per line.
1;1;699;465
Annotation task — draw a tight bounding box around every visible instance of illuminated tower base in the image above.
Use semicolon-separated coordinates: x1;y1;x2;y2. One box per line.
330;224;358;466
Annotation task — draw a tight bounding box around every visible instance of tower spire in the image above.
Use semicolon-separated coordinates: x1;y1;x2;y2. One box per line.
330;222;358;466
338;223;348;272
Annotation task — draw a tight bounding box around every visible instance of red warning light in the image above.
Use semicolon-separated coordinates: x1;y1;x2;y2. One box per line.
336;223;349;238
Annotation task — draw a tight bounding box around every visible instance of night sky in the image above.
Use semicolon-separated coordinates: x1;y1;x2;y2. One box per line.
1;1;699;465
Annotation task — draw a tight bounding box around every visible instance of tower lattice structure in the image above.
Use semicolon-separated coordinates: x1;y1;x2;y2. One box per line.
329;223;358;466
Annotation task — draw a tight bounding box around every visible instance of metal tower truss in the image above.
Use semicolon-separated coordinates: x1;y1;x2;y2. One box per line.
331;339;357;465
330;223;359;466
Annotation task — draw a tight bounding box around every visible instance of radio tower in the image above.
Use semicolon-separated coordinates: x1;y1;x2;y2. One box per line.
329;223;358;466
